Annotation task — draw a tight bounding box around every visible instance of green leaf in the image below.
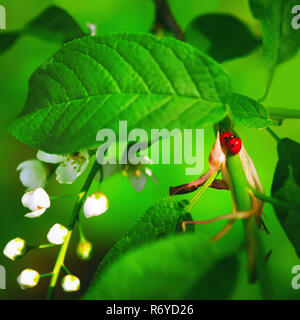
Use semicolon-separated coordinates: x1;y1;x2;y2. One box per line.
0;6;86;56
249;0;300;67
82;233;217;300
8;33;231;154
0;32;20;56
229;93;277;128
24;5;86;43
93;198;193;273
271;138;300;257
184;13;260;62
184;254;239;299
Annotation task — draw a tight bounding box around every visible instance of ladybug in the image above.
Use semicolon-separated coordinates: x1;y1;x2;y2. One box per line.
220;132;234;147
227;137;242;155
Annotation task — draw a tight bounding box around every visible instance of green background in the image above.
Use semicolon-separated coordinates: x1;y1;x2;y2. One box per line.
0;0;299;300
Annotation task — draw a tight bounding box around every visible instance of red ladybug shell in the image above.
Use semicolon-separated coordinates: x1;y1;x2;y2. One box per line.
227;137;242;155
220;132;233;147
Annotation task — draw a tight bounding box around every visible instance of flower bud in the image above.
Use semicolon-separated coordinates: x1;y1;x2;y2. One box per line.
83;192;108;218
17;269;40;290
76;239;93;260
61;274;80;292
21;187;51;218
47;224;69;245
3;238;28;260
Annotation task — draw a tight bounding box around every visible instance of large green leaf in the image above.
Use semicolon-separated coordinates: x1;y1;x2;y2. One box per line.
8;33;231;154
0;5;86;56
249;0;300;67
184;254;239;299
185;13;260;62
229;93;277;128
271;138;300;257
82;233;219;300
24;5;86;43
92;198;193;273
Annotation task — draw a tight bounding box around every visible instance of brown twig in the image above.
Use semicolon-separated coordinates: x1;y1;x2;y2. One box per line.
151;0;184;40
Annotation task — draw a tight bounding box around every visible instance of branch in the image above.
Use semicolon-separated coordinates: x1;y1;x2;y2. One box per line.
151;0;184;40
268;107;300;122
46;160;100;300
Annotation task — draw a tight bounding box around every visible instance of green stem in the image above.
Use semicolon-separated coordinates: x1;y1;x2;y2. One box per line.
187;171;218;211
258;67;276;102
40;273;53;278
226;153;275;299
46;160;100;300
37;244;57;249
266;127;280;143
62;264;71;275
251;188;296;209
243;216;275;299
46;230;72;300
78;217;86;241
268;107;300;121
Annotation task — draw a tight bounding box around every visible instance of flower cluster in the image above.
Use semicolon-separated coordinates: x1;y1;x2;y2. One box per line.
4;146;157;296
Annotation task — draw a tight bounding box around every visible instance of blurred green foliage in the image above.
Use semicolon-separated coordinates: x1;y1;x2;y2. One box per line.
0;0;300;300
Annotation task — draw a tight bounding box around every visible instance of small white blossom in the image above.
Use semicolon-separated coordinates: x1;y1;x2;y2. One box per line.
47;224;69;245
17;269;40;290
37;150;89;184
98;149;157;192
61;274;80;292
21;188;51;218
83;192;108;218
3;238;27;260
124;156;158;192
17;160;48;190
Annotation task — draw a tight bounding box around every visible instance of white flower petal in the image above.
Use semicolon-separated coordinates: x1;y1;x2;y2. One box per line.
33;188;51;208
102;162;122;179
22;188;50;218
28;188;50;211
83;192;108;218
56;151;89;184
3;238;26;260
141;156;153;165
24;208;46;218
144;167;158;184
17;269;40;290
21;190;33;208
47;224;68;245
37;150;64;164
17;160;48;190
61;275;80;292
130;174;147;192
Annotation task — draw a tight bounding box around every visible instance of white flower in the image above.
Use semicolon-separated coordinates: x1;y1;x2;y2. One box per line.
17;160;48;190
123;156;158;192
47;224;69;245
37;150;89;184
61;274;80;292
21;188;51;218
99;154;157;193
83;192;108;218
3;238;27;260
17;269;40;290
